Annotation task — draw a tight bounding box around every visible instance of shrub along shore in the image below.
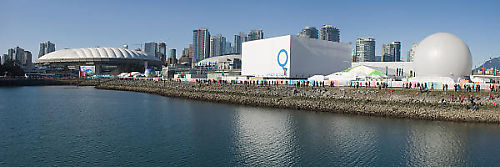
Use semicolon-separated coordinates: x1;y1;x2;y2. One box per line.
96;79;500;124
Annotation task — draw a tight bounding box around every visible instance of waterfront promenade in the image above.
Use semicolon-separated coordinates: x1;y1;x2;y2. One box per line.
97;79;500;123
0;78;104;86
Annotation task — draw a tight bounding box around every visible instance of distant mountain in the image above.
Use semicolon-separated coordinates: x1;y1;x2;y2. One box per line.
474;57;500;72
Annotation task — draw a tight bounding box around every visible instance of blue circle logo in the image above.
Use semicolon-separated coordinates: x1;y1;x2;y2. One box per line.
277;49;288;75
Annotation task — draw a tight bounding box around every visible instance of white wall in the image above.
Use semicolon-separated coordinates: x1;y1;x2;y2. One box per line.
242;35;291;77
242;35;351;78
290;36;351;78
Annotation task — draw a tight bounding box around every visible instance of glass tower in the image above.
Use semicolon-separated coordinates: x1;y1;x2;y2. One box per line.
298;26;319;39
319;25;340;42
355;38;376;62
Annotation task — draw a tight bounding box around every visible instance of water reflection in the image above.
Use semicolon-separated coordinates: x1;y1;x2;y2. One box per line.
295;113;379;166
230;106;476;166
404;123;467;166
232;106;297;166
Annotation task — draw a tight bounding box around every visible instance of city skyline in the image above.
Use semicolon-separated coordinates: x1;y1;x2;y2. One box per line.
1;0;499;66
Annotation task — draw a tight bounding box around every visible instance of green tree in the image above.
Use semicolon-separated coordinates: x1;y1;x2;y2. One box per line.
0;60;25;76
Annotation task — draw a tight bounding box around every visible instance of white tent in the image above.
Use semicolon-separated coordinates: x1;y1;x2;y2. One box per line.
326;65;387;81
325;73;356;81
307;75;326;81
307;65;387;82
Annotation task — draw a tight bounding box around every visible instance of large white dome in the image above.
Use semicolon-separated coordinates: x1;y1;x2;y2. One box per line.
36;47;160;63
414;33;472;80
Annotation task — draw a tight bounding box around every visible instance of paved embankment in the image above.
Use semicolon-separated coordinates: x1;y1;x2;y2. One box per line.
96;79;500;124
0;78;106;86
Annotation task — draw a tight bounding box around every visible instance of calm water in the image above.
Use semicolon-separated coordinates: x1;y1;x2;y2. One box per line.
1;86;500;166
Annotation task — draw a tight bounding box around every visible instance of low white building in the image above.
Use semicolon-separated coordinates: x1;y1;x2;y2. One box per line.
195;54;241;70
242;35;351;79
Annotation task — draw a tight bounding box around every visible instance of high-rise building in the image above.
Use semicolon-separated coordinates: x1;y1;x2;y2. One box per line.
158;42;167;63
182;48;189;58
298;26;318;39
233;35;241;54
12;47;25;65
144;42;158;57
178;48;192;66
393;41;401;62
355;38;376;62
407;43;418;62
193;28;210;63
232;32;247;54
209;37;215;58
209;34;226;57
2;53;9;65
168;48;176;58
166;48;177;65
158;42;167;56
381;44;392;62
217;35;226;56
319;25;340;42
381;41;401;62
225;42;232;55
242;32;248;43
38;41;55;58
24;51;32;66
247;30;264;41
5;47;31;66
7;48;14;60
188;44;193;59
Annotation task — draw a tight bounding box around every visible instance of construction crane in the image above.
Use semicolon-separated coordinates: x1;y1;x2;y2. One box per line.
127;38;169;52
130;43;144;51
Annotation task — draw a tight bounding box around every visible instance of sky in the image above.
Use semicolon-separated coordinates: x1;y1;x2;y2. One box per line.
1;0;499;67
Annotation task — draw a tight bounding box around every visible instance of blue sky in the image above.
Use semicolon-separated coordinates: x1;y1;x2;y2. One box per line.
1;0;499;67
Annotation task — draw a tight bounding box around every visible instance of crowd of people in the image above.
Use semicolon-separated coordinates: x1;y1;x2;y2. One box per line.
453;84;481;92
190;78;338;88
167;78;500;95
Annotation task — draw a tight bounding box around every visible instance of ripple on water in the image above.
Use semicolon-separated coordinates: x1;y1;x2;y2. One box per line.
1;86;500;166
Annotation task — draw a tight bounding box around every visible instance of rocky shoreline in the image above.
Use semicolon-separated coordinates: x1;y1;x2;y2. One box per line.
96;79;500;124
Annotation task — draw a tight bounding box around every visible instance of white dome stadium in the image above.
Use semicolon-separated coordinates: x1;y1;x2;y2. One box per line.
35;47;162;75
36;47;159;63
414;32;472;80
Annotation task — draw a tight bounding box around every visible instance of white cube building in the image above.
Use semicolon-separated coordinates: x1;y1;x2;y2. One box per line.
242;35;351;78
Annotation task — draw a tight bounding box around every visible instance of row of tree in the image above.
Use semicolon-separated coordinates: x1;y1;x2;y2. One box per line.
0;60;25;76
